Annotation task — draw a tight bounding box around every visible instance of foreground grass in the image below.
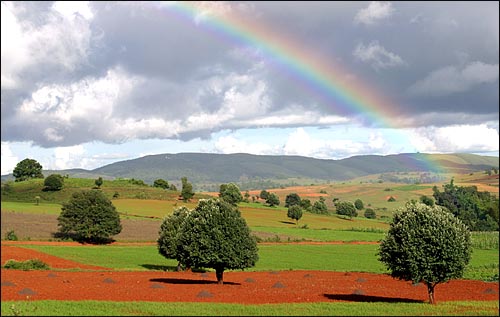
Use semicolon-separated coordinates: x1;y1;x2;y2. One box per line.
18;244;498;280
1;300;498;316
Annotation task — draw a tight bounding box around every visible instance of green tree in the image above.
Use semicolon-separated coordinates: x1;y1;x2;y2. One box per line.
287;205;303;225
57;190;122;243
13;158;44;182
43;174;64;191
95;177;103;189
387;196;396;202
180;177;194;202
354;199;364;210
419;195;434;206
243;191;250;203
336;201;358;219
265;193;280;207
176;198;258;284
312;197;328;214
364;208;376;219
153;179;170;190
300;198;312;212
259;190;269;200
433;179;499;231
157;206;191;271
378;202;472;304
170;184;177;191
285;193;301;208
219;183;243;206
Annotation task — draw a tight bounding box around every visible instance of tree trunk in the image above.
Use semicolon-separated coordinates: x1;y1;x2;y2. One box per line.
426;282;436;304
216;267;224;285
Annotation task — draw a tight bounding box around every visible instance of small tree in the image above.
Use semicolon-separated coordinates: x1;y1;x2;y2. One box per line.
153;179;170;190
419;195;434;206
57;190;122;243
336;201;357;219
176;198;258;284
378;202;472;304
312;197;328;214
266;193;280;207
43;174;64;191
287;205;303;225
219;183;243;206
285;193;301;208
259;190;269;200
95;177;103;189
13;158;44;182
387;196;396;202
157;206;191;271
364;208;376;219
354;199;364;210
243;191;250;203
180;177;194;201
300;198;312;211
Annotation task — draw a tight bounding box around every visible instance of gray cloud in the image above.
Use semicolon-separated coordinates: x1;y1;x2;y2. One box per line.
1;1;498;147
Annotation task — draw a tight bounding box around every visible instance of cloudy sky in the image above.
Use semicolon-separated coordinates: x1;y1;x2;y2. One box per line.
1;1;499;174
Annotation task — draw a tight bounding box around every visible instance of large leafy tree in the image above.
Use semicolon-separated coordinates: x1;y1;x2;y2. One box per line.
219;183;243;206
13;158;44;182
176;198;258;284
311;197;328;214
433;179;499;231
57;190;122;243
180;177;195;202
285;193;301;208
157;206;191;271
378;202;472;304
153;179;170;190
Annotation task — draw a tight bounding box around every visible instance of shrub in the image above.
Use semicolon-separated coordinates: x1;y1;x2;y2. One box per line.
364;208;376;219
5;230;18;241
387;196;396;202
354;199;364;210
336;201;358;219
43;174;64;191
3;259;50;270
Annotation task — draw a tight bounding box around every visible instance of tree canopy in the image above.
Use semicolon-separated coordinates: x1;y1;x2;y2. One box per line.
219;183;243;206
336;201;358;219
175;198;258;284
285;193;301;208
180;177;195;201
13;158;44;182
433;179;499;231
43;174;64;191
378;202;472;304
153;179;170;190
57;190;122;243
287;205;303;224
157;206;191;271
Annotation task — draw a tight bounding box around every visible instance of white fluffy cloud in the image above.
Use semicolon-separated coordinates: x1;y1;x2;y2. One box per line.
353;41;405;70
354;1;395;25
409;124;499;153
1;1;93;88
214;135;277;155
408;61;499;96
1;142;19;175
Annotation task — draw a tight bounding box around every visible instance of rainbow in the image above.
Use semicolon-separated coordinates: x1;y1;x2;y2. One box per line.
156;2;444;173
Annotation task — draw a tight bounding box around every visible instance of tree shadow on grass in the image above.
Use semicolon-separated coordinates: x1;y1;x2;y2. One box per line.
324;294;423;303
141;264;179;271
280;221;296;225
150;278;240;285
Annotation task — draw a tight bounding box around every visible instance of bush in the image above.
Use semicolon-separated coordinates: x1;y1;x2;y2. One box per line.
5;230;18;241
3;259;50;270
387;196;396;202
364;208;376;219
57;190;122;243
43;174;64;191
336;201;358;219
354;199;364;210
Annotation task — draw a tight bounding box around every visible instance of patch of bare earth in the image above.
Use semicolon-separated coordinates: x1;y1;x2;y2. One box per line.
1;244;498;304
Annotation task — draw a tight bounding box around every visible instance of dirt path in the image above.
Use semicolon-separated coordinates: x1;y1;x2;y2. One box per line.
1;245;498;304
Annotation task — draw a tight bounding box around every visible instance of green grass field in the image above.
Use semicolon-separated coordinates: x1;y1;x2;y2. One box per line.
1;300;498;316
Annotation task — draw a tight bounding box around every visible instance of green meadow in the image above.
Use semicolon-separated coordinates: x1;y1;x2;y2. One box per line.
1;176;498;316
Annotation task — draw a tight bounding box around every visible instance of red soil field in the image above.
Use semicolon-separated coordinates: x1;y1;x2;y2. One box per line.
1;243;498;304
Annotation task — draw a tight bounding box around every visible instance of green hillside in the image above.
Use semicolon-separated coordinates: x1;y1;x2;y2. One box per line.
2;152;498;191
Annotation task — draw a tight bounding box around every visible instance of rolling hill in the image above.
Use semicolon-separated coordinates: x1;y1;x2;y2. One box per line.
2;152;498;189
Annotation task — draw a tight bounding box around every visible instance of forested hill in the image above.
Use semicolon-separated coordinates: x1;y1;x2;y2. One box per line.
5;152;495;187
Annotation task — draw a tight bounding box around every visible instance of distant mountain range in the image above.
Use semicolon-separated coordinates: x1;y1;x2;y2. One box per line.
2;152;498;190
